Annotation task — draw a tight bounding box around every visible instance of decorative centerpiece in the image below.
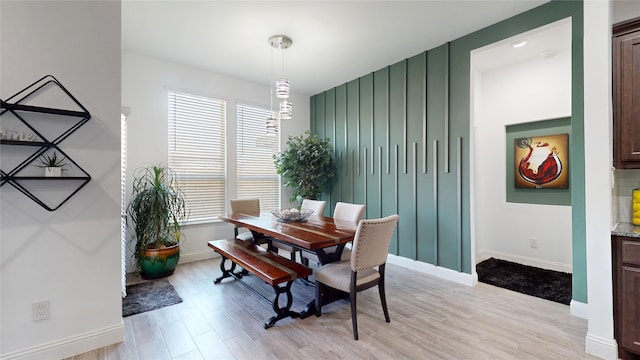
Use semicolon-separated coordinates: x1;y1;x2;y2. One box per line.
271;208;314;222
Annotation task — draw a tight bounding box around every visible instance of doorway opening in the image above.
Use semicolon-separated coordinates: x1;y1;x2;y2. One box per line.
469;18;573;301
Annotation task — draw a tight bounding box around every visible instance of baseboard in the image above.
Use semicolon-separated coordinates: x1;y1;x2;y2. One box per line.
570;299;588;319
179;249;217;264
585;332;618;360
386;254;476;286
477;250;572;273
0;323;124;360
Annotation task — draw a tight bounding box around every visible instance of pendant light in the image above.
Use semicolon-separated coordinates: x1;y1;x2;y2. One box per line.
269;35;293;120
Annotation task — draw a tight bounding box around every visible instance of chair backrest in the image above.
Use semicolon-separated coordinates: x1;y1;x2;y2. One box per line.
230;198;260;215
333;202;366;223
301;199;326;217
350;214;399;272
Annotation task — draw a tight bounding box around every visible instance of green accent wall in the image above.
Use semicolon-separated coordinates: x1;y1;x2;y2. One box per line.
310;1;586;302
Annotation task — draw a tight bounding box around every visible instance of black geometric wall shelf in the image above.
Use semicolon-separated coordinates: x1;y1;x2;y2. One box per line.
0;75;91;211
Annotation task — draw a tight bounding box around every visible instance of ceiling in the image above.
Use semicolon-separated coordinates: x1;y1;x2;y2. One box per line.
122;1;550;96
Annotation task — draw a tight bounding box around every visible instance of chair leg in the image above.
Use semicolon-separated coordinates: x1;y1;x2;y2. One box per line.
379;264;390;323
350;271;358;340
350;289;358;340
315;281;323;317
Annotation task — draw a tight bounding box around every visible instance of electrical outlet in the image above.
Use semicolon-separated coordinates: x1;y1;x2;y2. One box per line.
529;238;538;249
32;300;49;321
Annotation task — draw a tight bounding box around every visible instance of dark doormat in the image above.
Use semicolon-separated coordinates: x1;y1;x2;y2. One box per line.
122;278;182;317
476;257;571;305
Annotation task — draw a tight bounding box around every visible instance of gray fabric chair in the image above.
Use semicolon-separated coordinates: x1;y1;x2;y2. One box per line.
314;214;399;340
301;202;365;264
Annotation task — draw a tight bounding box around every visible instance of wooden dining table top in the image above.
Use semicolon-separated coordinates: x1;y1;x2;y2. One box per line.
219;212;357;251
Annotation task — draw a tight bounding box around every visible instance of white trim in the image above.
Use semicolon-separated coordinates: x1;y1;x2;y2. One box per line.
386;254;476;286
585;332;618;360
570;299;588;319
0;323;124;360
179;250;218;264
476;250;572;274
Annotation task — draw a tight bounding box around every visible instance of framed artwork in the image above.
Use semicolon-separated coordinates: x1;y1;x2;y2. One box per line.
514;133;569;189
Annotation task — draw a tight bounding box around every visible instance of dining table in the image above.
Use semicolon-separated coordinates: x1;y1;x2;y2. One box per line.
219;211;358;317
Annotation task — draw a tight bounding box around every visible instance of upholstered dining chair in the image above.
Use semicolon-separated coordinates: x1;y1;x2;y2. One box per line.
314;214;399;340
301;202;365;265
301;199;326;217
229;198;261;243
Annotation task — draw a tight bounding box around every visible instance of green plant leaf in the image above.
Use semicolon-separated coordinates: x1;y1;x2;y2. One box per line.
273;130;336;203
126;165;189;264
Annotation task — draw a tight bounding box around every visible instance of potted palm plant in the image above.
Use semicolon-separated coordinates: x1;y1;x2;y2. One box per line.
273;130;336;203
127;165;188;279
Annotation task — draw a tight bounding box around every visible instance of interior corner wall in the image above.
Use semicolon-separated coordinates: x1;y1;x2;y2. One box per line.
1;1;123;359
474;48;573;272
121;51;310;270
310;1;584;281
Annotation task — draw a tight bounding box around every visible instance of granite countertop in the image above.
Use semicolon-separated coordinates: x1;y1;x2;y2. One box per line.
612;222;640;238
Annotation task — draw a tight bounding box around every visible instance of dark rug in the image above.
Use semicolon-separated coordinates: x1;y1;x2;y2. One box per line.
122;278;182;317
476;257;572;305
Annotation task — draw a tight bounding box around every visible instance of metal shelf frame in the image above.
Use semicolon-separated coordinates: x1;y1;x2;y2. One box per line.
0;75;92;211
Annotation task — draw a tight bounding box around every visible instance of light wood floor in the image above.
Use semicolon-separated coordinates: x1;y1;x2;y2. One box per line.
66;257;597;360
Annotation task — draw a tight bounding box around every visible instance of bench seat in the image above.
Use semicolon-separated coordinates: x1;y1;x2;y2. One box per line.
208;239;312;328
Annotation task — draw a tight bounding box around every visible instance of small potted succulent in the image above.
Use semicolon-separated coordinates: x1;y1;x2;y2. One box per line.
36;151;67;177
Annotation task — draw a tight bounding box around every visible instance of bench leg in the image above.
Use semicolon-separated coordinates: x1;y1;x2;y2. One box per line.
264;280;299;329
214;256;237;284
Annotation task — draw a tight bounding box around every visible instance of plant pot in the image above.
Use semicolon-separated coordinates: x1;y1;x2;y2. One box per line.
137;244;180;279
44;167;62;177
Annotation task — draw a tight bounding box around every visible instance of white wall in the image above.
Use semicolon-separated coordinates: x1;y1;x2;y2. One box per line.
121;51;309;271
584;1;617;358
473;43;573;272
612;0;640;24
0;2;123;359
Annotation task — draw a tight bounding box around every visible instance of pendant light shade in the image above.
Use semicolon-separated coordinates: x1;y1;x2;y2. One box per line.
275;78;290;99
265;115;278;136
279;100;292;120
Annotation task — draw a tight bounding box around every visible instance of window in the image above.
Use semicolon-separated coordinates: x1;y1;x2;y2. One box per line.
236;103;280;211
168;90;226;223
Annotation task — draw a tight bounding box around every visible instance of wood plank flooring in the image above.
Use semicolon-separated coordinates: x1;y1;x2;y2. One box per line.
66;257;597;360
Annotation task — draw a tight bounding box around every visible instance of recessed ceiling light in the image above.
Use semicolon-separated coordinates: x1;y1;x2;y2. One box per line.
512;40;527;48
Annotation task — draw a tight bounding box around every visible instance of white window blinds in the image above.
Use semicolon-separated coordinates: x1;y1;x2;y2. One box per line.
168;90;226;222
236;103;280;211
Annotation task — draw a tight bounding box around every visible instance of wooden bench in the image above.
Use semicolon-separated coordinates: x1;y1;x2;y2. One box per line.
208;239;312;328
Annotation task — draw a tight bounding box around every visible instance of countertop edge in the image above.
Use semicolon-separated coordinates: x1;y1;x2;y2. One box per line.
612;222;640;238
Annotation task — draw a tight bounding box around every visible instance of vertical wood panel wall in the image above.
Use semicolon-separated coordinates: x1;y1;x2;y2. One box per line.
311;44;468;273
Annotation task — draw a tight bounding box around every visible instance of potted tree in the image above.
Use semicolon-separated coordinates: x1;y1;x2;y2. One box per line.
127;165;188;279
273;130;336;203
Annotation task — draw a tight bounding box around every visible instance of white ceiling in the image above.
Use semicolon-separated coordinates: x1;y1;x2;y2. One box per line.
122;0;550;96
472;17;572;73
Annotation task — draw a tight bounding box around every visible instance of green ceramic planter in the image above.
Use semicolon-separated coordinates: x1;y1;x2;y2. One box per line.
138;244;180;279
